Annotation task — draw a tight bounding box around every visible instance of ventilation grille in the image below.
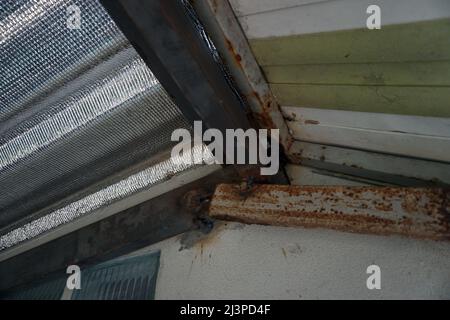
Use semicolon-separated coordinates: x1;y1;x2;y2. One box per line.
0;251;160;300
72;251;160;300
0;275;66;300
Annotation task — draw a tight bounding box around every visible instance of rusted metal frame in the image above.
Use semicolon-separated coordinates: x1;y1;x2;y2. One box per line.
100;0;251;163
209;184;450;241
191;0;294;152
0;167;247;292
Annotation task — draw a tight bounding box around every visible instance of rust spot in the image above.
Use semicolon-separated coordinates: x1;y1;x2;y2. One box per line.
252;110;276;130
179;221;227;251
402;193;419;213
374;201;393;212
193;221;227;249
182;188;212;214
225;37;244;71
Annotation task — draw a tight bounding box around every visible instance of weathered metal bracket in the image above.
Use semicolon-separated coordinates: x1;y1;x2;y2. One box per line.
209;184;450;240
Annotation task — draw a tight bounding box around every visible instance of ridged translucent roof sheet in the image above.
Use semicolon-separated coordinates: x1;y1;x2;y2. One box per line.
0;0;201;251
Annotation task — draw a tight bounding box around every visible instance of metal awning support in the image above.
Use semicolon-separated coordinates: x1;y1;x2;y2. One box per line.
209;184;450;240
100;0;251;139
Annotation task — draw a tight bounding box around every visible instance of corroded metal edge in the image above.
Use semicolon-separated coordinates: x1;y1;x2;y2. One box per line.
192;0;294;152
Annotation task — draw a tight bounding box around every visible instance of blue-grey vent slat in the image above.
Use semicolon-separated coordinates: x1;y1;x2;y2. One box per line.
72;251;160;300
0;275;66;300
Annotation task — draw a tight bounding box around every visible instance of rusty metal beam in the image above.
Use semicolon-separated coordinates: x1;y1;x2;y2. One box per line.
209;184;450;240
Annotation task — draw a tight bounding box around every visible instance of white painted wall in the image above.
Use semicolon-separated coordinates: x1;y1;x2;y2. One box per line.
282;107;450;163
231;0;450;38
131;222;450;299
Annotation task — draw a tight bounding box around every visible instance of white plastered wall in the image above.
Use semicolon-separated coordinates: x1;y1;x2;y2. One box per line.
130;222;450;299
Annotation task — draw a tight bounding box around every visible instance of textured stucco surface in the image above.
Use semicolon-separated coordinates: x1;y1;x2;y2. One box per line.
132;222;450;299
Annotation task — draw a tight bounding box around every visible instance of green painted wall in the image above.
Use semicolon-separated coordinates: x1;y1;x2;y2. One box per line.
264;62;450;86
272;84;450;117
249;19;450;117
